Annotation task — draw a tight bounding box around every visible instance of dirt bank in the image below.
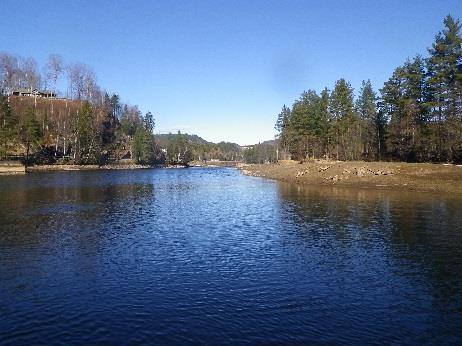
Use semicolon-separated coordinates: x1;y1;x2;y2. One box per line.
239;160;462;194
0;161;26;175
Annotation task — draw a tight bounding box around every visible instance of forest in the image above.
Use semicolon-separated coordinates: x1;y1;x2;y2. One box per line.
0;52;167;165
275;15;462;163
2;15;460;167
0;54;242;166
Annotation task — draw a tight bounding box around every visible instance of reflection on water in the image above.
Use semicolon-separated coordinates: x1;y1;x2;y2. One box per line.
278;184;462;313
0;169;461;344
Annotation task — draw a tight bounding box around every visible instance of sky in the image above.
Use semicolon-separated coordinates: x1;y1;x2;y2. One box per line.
1;1;461;145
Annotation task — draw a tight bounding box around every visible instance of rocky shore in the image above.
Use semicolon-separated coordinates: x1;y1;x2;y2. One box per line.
239;160;462;194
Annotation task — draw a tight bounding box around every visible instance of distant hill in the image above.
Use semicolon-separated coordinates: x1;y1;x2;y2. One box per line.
156;133;213;147
155;133;242;161
261;139;277;146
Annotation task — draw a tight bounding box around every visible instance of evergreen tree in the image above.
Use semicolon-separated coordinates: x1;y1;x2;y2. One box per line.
329;79;358;160
318;88;331;158
76;102;100;164
101;93;119;146
356;80;378;159
144;112;155;133
426;15;462;161
274;15;462;163
132;112;163;165
0;95;17;158
20;107;41;164
381;57;429;161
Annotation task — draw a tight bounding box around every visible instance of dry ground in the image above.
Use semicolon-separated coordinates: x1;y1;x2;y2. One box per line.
239;160;462;194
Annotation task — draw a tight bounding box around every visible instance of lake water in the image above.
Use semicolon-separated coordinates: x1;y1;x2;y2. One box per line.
1;168;462;344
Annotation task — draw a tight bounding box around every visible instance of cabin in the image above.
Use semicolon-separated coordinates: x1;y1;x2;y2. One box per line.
11;89;56;98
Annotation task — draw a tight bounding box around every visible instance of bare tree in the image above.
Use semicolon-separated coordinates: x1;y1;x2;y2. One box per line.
0;53;19;95
82;67;97;101
66;63;97;101
20;57;40;90
46;54;63;95
66;63;84;100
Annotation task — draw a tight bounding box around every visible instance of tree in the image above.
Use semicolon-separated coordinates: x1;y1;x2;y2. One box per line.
100;93;120;146
329;79;359;160
45;54;63;95
120;105;143;136
0;53;19;95
356;80;378;159
66;63;96;100
243;143;277;163
76;102;100;164
21;107;42;164
144;111;155;133
380;57;428;161
109;94;122;118
131;112;163;165
0;95;17;158
132;129;156;164
20;57;40;91
426;15;462;161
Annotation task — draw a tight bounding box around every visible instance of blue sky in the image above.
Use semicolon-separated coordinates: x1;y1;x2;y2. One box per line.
1;1;461;144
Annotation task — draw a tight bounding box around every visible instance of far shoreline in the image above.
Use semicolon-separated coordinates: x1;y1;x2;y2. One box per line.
0;160;240;175
3;160;462;196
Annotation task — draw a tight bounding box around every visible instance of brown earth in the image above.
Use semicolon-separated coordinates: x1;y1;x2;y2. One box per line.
239;160;462;194
0;161;26;174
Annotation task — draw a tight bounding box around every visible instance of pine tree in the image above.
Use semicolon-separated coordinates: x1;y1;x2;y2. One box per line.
426;15;462;161
329;79;358;160
0;95;17;158
144;112;155;133
21;107;41;164
76;102;100;164
356;80;378;160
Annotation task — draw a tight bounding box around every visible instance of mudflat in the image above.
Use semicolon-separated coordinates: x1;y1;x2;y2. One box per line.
240;160;462;194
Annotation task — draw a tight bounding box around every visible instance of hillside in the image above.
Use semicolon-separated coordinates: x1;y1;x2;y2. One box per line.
1;94;140;164
156;133;243;162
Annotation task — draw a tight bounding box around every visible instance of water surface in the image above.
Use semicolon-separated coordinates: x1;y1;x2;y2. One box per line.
1;168;461;344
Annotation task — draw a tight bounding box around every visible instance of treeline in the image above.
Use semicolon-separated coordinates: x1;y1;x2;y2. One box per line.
275;15;462;163
0;53;164;165
243;142;278;164
157;133;243;164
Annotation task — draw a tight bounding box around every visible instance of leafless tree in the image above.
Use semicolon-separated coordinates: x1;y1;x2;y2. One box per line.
82;68;97;101
20;57;40;90
45;54;63;95
66;63;84;100
0;53;19;95
66;63;98;101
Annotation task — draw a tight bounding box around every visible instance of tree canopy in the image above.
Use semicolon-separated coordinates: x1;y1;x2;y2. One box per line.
275;15;462;163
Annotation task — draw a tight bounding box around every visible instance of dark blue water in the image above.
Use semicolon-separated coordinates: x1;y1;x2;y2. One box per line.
1;168;462;344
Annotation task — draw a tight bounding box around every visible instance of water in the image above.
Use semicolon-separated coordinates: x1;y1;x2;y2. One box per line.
0;168;461;344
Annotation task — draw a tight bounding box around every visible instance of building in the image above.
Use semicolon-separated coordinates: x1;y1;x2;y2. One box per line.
11;89;56;98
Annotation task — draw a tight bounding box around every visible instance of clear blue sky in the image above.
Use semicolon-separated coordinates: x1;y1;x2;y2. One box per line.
1;1;461;144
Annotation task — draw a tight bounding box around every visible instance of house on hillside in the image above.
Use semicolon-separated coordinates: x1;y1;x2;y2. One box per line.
11;89;56;98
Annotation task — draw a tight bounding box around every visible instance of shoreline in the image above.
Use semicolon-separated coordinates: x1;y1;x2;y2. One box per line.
0;160;238;174
25;164;158;173
238;160;462;195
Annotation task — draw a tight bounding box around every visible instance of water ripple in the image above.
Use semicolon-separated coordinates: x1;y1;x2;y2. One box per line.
0;168;462;344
